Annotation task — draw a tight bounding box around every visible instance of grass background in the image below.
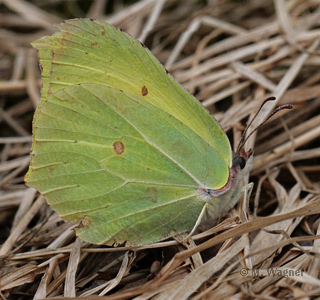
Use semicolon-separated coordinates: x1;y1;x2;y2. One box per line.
0;0;320;299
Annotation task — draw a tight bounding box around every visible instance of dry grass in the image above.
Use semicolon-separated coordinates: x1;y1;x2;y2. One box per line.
1;0;320;299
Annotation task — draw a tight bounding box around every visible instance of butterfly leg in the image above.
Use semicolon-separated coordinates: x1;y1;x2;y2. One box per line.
240;182;254;222
182;203;208;242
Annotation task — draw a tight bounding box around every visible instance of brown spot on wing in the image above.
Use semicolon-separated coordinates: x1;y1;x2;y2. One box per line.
113;141;125;155
141;85;148;96
146;187;158;203
76;219;85;229
73;214;91;229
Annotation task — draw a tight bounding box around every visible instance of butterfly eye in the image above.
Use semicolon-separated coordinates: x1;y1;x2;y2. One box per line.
233;156;246;169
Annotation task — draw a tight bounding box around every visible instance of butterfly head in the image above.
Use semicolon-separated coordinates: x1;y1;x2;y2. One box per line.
204;97;292;220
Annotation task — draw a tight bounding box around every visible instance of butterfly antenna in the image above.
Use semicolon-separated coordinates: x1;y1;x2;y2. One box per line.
236;97;293;154
236;96;276;154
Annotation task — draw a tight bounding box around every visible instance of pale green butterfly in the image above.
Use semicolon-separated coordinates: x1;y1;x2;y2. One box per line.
25;19;276;246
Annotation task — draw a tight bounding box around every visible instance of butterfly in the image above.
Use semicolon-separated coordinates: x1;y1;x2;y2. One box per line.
25;19;291;246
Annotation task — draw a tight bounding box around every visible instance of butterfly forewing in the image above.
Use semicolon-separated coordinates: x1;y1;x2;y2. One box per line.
26;19;234;245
